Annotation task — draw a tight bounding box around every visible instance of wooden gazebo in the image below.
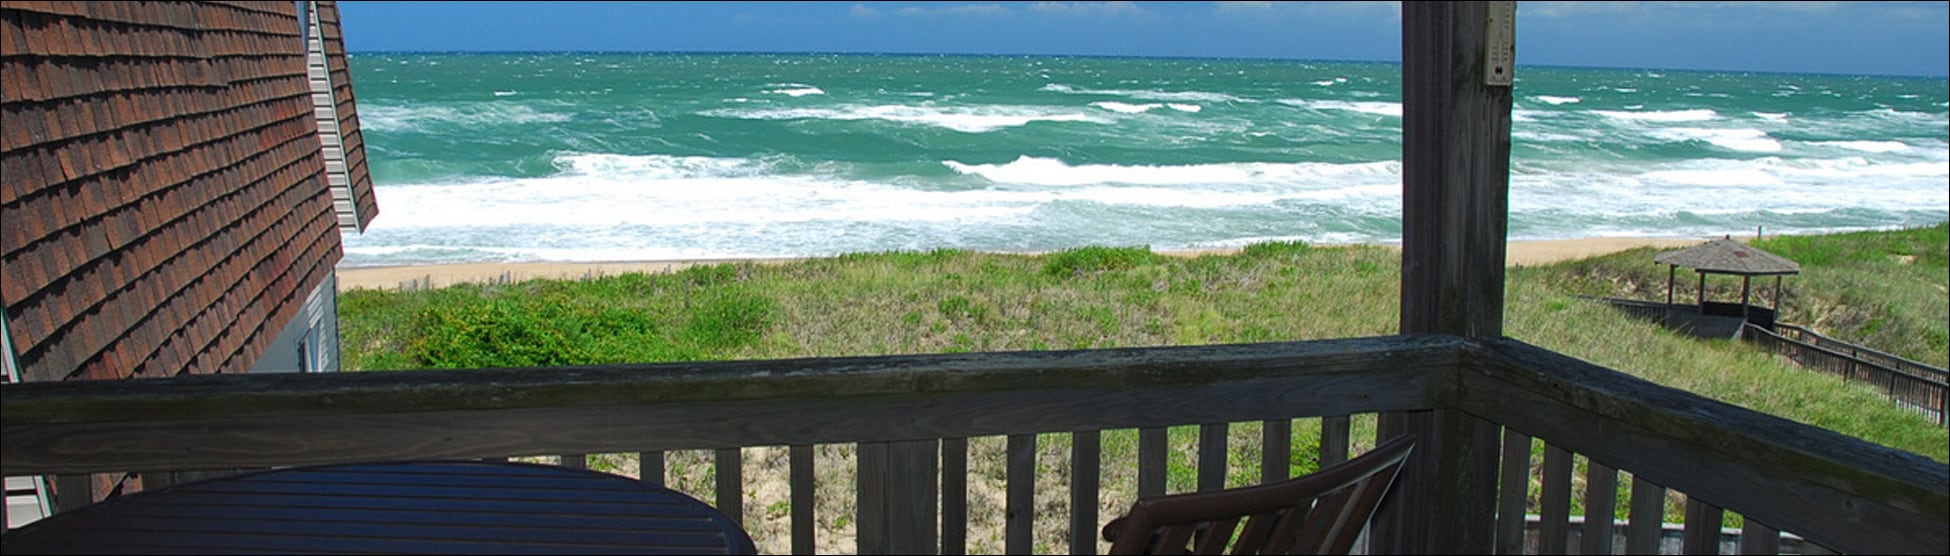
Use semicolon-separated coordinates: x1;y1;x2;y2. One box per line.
1653;238;1801;328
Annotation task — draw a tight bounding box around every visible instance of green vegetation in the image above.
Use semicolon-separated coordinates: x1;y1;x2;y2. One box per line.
341;226;1947;546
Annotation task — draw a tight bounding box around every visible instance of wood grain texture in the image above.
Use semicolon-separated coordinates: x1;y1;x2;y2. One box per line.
1463;339;1950;555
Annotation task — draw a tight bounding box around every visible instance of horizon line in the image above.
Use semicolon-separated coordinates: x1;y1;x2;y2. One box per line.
339;50;1950;80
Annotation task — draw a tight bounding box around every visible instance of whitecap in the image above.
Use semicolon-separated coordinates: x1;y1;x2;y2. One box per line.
1093;101;1163;114
1812;141;1910;154
1277;99;1402;117
1167;103;1201;113
1535;95;1581;105
1647;127;1781;153
1592;109;1718;122
700;104;1102;133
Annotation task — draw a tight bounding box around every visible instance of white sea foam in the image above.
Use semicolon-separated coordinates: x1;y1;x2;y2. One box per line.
1276;99;1402;117
493;91;518;97
360;103;573;132
765;85;826;97
700;104;1102;132
941;155;1399;188
1535;95;1581;105
1041;83;1247;103
1813;141;1910;154
1752;112;1788;122
1592;109;1718;122
1167;103;1201;113
1093;101;1163;114
1647;128;1782;153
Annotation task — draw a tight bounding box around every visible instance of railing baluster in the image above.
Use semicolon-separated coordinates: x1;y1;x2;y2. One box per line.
790;444;814;555
1626;475;1668;555
715;448;743;527
558;453;586;470
1738;516;1779;555
1539;445;1573;554
943;438;968;556
1583;460;1618;555
1006;434;1036;555
1262;419;1291;484
1682;495;1724;555
857;443;888;555
1071;430;1101;555
639;450;664;486
1320;415;1350;467
1495;429;1531;555
1197;423;1227;492
1138;427;1166;498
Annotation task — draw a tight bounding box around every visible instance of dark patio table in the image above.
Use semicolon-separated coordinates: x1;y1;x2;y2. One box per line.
0;460;757;555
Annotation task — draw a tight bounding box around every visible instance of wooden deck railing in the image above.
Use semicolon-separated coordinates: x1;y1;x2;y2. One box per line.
5;335;1946;554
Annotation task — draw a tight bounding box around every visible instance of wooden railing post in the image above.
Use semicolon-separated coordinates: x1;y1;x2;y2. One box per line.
857;440;939;555
1386;1;1514;554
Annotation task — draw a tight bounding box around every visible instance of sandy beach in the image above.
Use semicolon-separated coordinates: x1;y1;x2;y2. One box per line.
334;237;1706;292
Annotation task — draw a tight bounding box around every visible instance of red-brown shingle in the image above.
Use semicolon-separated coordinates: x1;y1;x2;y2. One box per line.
3;1;353;383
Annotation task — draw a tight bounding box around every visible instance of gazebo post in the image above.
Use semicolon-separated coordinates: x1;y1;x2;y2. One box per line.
1773;275;1784;312
1667;264;1676;305
1741;275;1752;323
1697;271;1706;309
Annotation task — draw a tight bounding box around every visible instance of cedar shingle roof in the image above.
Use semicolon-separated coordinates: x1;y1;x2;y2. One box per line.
1653;238;1801;276
1;1;357;381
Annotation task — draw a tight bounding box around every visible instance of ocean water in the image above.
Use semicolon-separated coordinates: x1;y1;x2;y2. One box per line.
339;53;1949;266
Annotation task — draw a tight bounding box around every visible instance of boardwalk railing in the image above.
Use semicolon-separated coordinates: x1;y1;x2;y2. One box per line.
1771;323;1950;384
1743;323;1949;426
6;336;1946;554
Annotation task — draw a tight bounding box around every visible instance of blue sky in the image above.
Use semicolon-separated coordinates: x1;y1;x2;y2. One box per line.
337;1;1949;77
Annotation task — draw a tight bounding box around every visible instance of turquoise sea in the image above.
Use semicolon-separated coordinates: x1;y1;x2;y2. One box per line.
338;53;1949;266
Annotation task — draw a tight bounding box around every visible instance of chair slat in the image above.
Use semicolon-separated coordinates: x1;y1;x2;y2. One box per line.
1105;436;1412;556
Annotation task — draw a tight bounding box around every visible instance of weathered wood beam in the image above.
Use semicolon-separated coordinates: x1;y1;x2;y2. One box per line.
2;336;1460;475
1383;1;1514;553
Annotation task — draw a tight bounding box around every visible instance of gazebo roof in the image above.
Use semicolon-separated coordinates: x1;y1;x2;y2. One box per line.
1653;238;1801;276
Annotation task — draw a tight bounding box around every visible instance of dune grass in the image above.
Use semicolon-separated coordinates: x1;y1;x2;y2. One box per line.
338;226;1947;551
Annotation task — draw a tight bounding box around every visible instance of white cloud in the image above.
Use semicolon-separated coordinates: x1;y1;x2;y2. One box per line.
849;3;881;17
1212;1;1400;20
1031;1;1146;17
1214;1;1276;11
897;3;1013;16
1524;1;1852;19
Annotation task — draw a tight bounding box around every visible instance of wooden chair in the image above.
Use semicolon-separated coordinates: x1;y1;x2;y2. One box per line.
1102;435;1415;555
